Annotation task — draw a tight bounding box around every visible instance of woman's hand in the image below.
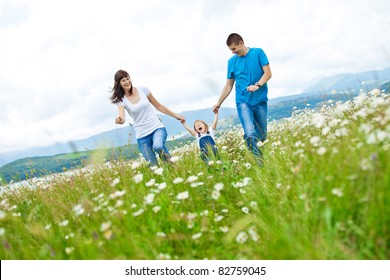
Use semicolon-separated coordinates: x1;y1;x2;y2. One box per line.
175;114;185;122
115;116;124;124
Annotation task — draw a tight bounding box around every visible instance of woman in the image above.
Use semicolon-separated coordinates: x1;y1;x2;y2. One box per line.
110;69;184;166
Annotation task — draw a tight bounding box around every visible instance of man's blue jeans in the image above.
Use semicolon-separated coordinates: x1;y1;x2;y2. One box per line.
137;127;170;166
236;101;267;157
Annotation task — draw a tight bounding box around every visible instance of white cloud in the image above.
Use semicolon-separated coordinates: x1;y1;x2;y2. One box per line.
0;0;389;153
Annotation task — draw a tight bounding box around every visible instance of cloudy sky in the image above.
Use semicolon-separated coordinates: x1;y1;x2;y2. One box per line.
0;0;389;153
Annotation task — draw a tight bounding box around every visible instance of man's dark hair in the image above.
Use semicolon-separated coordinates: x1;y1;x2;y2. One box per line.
226;33;243;46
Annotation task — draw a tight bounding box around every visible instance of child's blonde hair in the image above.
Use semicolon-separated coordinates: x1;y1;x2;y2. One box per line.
193;120;209;131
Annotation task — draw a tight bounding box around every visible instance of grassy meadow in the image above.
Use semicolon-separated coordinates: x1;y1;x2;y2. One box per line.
0;90;389;260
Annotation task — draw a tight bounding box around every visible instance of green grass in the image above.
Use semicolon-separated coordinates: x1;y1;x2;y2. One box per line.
0;92;389;260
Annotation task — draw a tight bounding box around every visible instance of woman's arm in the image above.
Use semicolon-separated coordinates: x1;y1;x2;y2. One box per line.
115;105;126;124
148;92;184;121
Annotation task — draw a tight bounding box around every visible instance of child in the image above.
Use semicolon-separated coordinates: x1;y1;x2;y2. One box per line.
181;111;219;163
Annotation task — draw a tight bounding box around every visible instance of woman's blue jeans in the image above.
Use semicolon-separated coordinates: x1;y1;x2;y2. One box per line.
137;127;170;166
236;101;267;157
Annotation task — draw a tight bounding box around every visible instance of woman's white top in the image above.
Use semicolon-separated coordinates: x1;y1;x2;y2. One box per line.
119;86;164;139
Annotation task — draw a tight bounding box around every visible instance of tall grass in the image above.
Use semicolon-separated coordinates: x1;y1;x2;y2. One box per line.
0;90;388;260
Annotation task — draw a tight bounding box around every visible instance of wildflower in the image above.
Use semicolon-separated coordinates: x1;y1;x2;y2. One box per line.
131;203;137;209
236;231;248;244
59;220;69;227
73;204;85;216
173;177;184;184
65;247;74;254
186;175;198;183
309;136;321;146
242;207;250;214
367;130;389;144
322;126;331;136
368;88;381;96
65;233;75;239
248;226;259;242
250;201;258;208
219;226;229;233
145;179;156;187
100;221;112;232
157;182;167;190
187;220;194;229
211;190;220;200
104;230;113;240
156;232;166;237
331;188;343;197
133;173;143;184
335;128;349;137
192;233;202;240
153;167;164;175
0;210;6;220
360;158;373;171
152;206;161;213
110;177;120;187
214;215;224;222
170;156;180;163
45;224;51;230
132;208;145;216
200;210;209;216
158;253;171;260
115;200;124;208
191;182;204;188
177;191;189;200
312;114;327;128
131;161;141;169
110;190;126;199
243;162;252;169
317;147;327;156
144;193;155;205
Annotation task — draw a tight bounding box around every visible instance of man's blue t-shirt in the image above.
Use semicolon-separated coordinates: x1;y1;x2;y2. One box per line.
227;47;269;105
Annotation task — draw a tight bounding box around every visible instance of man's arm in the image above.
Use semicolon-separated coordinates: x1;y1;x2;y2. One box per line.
248;64;272;92
213;78;234;113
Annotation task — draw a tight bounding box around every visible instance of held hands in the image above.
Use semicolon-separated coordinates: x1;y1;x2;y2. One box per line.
212;104;220;113
175;114;185;122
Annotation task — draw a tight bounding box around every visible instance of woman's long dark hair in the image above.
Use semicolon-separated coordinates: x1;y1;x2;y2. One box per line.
110;69;133;104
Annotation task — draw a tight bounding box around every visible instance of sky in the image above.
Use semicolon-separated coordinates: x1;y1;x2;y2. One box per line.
0;0;389;153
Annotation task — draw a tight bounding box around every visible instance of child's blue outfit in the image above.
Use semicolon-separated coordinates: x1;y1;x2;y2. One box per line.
196;129;219;162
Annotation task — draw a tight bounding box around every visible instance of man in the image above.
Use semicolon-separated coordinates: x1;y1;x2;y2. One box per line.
213;33;272;164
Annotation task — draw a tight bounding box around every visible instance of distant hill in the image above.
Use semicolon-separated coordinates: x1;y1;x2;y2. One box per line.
302;67;390;94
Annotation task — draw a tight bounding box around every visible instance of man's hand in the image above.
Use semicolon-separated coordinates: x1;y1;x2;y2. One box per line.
247;84;260;92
